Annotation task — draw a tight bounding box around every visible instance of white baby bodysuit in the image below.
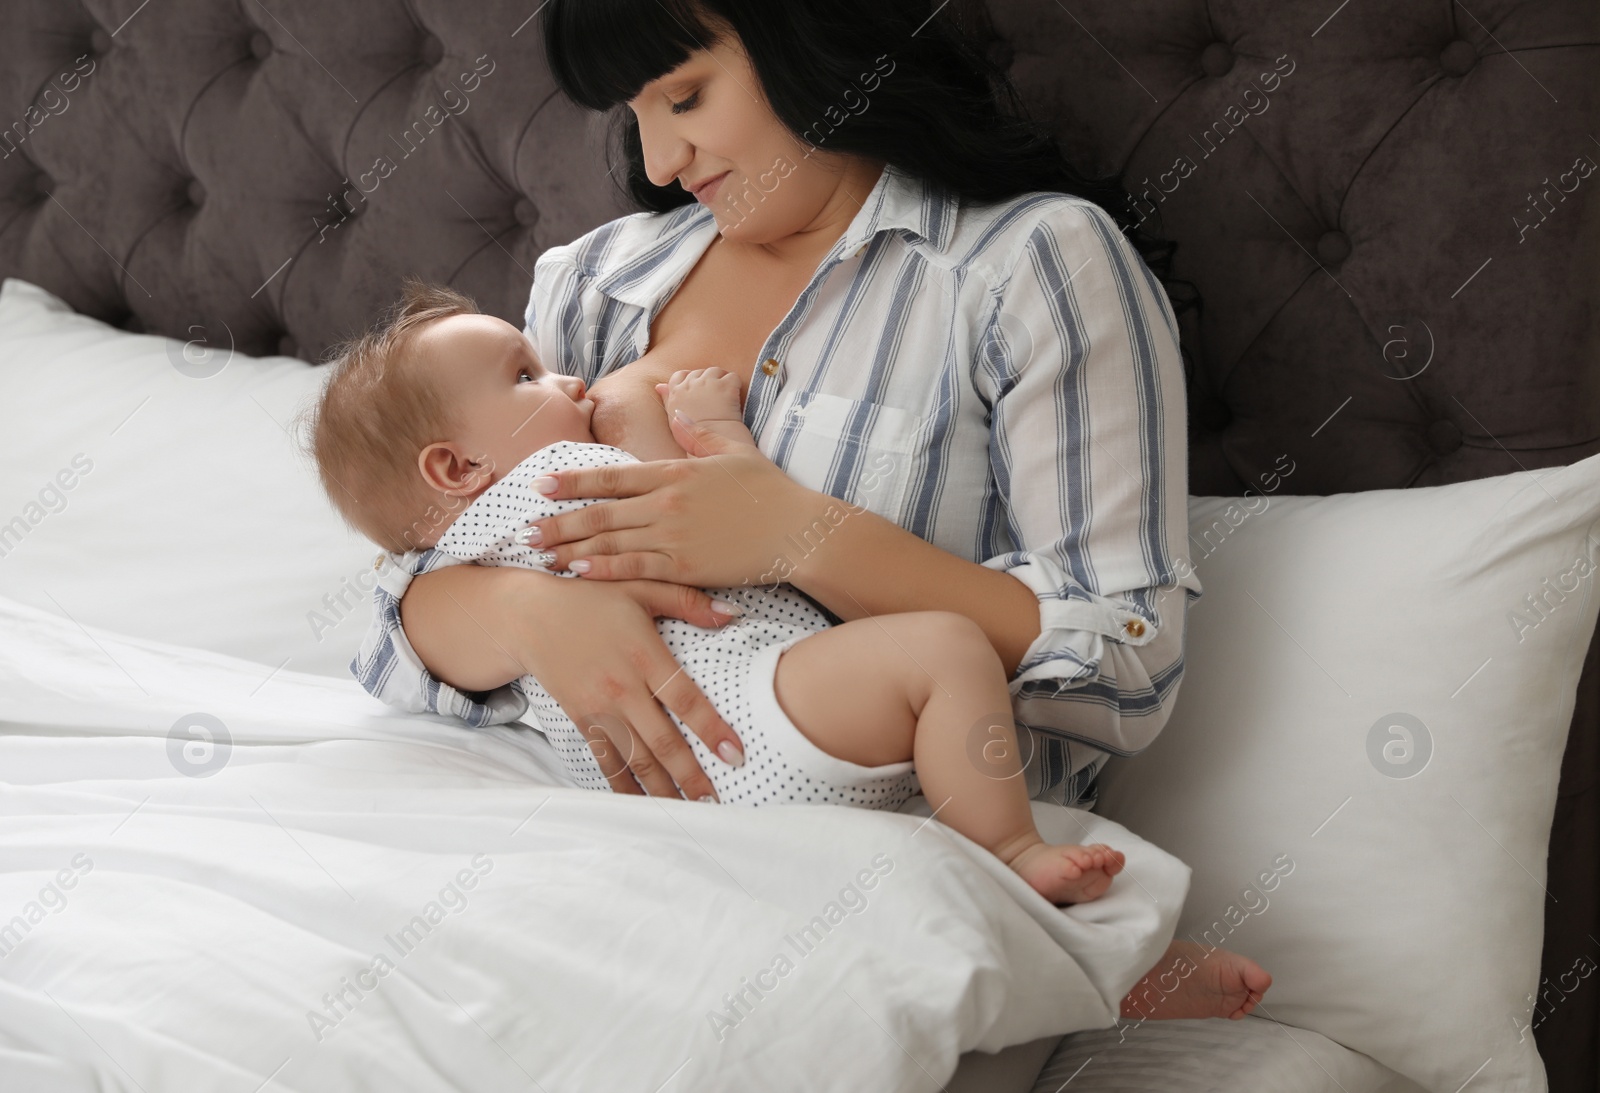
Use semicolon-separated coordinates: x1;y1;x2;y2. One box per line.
429;440;921;809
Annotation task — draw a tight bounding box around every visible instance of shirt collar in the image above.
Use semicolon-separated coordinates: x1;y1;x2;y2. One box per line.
839;160;959;255
591;162;958;309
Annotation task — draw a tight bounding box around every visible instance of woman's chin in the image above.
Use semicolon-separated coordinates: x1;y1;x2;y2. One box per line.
710;209;773;243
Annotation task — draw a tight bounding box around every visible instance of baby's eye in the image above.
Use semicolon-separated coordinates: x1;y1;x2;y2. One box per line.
517;368;535;384
669;91;700;115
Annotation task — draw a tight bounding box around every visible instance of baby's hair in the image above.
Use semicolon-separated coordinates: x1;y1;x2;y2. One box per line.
303;278;479;554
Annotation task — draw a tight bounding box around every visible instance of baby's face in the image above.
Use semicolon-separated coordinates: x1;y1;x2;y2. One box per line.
412;313;594;484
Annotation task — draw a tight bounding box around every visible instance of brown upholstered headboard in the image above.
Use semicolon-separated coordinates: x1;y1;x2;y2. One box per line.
3;1;1595;1084
0;0;630;361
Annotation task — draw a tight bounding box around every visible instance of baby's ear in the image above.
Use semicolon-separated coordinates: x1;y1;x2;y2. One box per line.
418;441;483;496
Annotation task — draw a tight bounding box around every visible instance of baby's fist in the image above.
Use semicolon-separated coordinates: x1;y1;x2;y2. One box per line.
656;367;745;424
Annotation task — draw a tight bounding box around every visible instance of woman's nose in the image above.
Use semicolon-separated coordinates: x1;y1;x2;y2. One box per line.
635;116;692;189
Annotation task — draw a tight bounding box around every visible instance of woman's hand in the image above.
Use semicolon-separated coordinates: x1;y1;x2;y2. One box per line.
534;578;750;799
403;565;746;800
520;423;833;588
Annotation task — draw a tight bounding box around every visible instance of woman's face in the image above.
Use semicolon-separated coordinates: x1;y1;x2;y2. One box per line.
627;32;869;243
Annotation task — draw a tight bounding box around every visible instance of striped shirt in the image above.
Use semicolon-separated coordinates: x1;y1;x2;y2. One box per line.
353;161;1202;806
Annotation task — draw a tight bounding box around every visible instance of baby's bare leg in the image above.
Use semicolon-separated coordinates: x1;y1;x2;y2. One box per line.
775;614;1275;1017
656;368;756;453
771;610;1124;905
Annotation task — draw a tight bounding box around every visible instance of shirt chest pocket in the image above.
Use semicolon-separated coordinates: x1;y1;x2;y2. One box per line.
780;392;920;523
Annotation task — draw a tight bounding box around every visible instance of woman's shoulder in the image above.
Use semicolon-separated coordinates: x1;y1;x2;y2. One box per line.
535;202;712;281
942;187;1123;276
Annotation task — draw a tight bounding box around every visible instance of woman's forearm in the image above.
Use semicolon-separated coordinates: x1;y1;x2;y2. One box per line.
400;564;537;692
785;497;1042;677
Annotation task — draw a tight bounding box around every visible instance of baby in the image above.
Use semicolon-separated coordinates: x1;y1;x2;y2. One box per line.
308;280;1126;906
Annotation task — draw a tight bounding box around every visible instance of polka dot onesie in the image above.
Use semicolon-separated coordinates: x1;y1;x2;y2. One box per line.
432;441;922;809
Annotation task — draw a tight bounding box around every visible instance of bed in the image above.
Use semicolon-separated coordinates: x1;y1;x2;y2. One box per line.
1;1;1595;1091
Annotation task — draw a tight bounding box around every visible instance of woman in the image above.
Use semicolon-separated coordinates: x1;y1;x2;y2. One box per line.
355;0;1266;1019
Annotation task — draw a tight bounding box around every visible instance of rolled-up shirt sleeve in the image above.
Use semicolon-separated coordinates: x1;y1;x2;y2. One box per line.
349;548;528;724
976;199;1203;777
348;244;596;723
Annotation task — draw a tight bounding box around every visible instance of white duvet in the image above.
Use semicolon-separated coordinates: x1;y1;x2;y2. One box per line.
0;595;1189;1092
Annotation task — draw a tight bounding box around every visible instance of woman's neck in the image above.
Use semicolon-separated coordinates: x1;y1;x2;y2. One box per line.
748;157;887;270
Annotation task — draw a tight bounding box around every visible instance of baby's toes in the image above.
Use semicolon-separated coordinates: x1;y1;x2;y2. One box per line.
1064;845;1101;873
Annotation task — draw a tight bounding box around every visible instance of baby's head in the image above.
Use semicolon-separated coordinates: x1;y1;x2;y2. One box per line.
307;280;594;553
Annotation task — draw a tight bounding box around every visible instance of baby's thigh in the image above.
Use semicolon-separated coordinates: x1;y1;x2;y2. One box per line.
771;614;946;768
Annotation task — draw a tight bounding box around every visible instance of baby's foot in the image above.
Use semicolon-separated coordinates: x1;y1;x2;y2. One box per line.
656;368;757;453
1119;939;1272;1021
1008;841;1125;905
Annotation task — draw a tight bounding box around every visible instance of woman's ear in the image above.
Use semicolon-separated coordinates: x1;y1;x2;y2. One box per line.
418;442;491;496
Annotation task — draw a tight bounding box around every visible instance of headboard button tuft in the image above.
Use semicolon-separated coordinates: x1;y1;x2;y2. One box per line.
1439;40;1477;77
89;28;113;56
1200;42;1235;78
186;179;206;208
514;198;539;228
1316;230;1351;266
420;35;445;68
249;32;272;61
1426;419;1464;456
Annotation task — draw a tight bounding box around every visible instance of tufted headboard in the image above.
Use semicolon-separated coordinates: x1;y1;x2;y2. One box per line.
3;0;1596;1085
0;0;629;361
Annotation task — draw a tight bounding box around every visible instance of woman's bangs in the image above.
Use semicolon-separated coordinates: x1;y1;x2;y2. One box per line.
544;0;723;111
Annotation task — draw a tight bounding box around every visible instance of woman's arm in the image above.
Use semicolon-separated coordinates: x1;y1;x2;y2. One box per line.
400;562;749;801
938;199;1198;761
780;499;1043;678
400;564;547;692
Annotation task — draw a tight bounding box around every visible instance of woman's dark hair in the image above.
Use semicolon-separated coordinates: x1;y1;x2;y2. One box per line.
540;0;1201;351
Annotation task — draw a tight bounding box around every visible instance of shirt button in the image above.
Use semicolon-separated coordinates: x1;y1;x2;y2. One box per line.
760;357;780;376
1123;618;1146;638
373;553;386;570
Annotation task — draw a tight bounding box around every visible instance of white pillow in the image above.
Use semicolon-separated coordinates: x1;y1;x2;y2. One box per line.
1095;451;1600;1093
0;278;379;676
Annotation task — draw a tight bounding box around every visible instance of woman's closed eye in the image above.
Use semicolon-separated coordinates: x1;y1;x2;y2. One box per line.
669;91;700;115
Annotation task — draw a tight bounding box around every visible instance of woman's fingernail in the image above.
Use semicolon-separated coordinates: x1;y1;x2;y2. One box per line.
514;525;542;546
716;741;745;767
710;598;744;616
568;559;591;573
532;475;558;496
533;550;558;568
698;793;720;804
673;409;696;429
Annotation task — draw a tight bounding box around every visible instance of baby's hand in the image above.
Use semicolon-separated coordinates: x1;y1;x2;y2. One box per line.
655;368;745;424
653;368;758;456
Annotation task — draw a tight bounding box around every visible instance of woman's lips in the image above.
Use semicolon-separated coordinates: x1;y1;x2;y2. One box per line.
692;171;730;203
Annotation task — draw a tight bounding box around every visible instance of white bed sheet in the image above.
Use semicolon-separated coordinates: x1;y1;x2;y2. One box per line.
0;594;1193;1092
